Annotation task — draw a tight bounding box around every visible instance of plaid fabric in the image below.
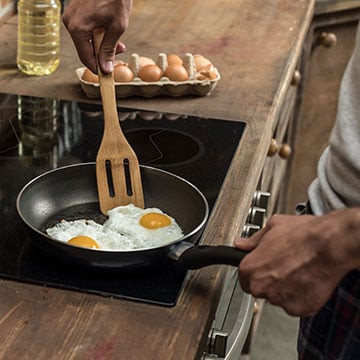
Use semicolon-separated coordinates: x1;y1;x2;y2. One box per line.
297;270;360;359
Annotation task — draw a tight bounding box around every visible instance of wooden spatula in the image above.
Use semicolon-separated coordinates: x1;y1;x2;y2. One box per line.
93;29;144;214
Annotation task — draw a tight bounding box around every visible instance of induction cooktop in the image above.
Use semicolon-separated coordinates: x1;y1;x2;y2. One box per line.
0;93;245;306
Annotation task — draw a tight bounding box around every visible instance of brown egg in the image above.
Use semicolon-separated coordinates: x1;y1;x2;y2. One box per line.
197;64;218;80
194;54;212;71
164;64;189;81
138;64;163;82
167;54;183;66
82;68;98;83
114;64;134;82
139;56;156;68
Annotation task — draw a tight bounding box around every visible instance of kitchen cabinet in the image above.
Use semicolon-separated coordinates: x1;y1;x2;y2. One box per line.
286;0;360;213
239;50;304;360
260;68;300;216
247;3;360;354
0;1;315;359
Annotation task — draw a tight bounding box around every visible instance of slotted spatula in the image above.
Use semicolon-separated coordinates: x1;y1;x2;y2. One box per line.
93;29;144;214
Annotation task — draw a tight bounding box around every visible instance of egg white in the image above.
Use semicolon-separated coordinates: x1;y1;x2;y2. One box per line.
46;204;183;251
105;204;184;248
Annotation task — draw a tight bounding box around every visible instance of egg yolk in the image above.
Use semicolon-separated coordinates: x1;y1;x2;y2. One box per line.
140;213;171;229
67;236;100;249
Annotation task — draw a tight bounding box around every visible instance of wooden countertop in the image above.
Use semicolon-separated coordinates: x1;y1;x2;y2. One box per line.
0;1;314;359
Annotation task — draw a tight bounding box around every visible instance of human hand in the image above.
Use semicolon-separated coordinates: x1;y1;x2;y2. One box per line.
62;0;133;74
234;209;360;316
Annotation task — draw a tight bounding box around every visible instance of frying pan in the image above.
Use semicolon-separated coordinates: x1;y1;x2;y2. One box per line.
16;163;247;270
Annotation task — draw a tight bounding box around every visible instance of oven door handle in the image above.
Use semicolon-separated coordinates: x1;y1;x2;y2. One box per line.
202;268;254;359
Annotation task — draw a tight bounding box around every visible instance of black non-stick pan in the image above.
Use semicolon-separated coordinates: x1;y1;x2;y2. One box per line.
16;163;247;270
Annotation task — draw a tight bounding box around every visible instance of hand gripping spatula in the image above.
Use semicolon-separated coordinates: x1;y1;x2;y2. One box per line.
93;29;144;214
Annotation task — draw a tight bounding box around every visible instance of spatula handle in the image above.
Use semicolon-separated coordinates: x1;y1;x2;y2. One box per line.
93;28;145;212
93;29;124;139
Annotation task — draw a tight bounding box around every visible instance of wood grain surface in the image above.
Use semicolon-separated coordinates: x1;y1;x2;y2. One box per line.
0;1;314;359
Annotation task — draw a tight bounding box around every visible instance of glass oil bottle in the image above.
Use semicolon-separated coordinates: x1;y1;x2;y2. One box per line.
17;0;61;76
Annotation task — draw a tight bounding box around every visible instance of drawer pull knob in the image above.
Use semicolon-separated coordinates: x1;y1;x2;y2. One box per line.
317;32;337;48
253;300;260;314
267;138;279;157
279;143;292;159
291;69;301;86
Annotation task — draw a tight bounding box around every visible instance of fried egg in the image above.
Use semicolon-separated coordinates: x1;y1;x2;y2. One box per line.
46;204;183;251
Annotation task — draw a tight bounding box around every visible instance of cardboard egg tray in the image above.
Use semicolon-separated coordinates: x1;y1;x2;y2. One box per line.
76;53;221;98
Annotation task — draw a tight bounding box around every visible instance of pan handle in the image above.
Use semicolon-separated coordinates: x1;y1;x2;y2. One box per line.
171;242;248;269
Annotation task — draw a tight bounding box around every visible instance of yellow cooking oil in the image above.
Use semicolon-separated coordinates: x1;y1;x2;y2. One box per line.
17;0;61;76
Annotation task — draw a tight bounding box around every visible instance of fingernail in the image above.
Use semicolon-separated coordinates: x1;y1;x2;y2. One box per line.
104;61;114;73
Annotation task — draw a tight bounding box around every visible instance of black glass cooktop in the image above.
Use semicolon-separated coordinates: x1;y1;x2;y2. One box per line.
0;93;245;306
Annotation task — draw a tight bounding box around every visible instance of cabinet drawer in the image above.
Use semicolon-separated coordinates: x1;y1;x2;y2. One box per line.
260;72;299;215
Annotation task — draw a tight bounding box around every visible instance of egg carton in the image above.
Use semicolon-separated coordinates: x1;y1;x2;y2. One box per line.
76;53;221;98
